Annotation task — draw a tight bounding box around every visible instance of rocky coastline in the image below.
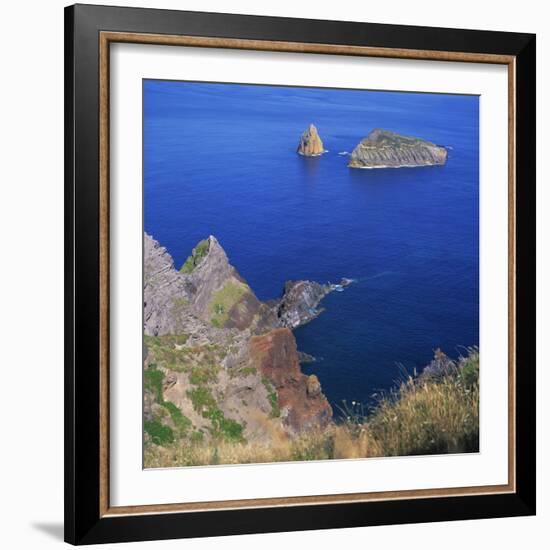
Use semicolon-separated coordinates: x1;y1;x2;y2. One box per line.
144;233;478;465
275;278;353;329
144;232;346;448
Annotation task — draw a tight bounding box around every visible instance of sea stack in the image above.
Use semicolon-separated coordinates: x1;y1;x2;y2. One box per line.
297;124;325;156
348;128;448;169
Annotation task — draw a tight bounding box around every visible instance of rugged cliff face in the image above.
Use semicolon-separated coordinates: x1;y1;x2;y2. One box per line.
249;328;332;433
297;123;325;156
348;128;448;169
143;232;334;450
181;235;274;331
144;233;194;336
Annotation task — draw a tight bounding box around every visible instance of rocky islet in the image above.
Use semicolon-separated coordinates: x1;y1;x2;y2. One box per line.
297;123;326;156
298;125;448;169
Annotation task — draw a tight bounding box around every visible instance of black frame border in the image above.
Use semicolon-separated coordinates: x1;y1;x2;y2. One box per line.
65;3;536;545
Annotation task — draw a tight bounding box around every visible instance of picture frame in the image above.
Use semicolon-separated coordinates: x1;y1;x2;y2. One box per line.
64;3;536;545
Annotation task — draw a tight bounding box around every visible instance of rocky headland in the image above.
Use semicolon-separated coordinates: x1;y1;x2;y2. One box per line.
297;123;325;156
275;278;352;329
144;233;335;451
276;280;330;329
348;128;448;169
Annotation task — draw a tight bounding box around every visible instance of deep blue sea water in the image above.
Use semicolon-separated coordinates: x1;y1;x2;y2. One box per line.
144;80;479;414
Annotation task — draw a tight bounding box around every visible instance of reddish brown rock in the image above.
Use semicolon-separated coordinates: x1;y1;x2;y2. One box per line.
249;328;332;433
306;374;322;397
297;124;325;156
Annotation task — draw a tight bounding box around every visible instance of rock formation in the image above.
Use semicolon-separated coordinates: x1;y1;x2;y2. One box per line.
348;128;448;169
275;278;354;329
144;233;194;336
421;348;477;381
249;328;332;433
182;235;270;331
144;232;334;448
276;280;331;329
421;348;457;380
297;124;325;156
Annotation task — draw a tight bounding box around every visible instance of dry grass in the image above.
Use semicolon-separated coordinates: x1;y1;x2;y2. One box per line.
366;374;479;456
144;349;479;468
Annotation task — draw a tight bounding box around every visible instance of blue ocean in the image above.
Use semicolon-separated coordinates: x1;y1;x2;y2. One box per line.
144;80;479;414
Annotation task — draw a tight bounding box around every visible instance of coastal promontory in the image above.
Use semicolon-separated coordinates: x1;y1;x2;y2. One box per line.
297;124;325;156
144;232;333;449
348;128;448;169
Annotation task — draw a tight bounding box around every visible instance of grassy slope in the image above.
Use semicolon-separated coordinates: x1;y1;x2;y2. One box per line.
144;349;479;467
208;280;249;327
144;335;245;447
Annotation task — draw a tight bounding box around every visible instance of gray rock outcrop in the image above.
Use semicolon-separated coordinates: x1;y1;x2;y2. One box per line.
184;236;264;329
348;128;448;169
276;280;331;329
144;233;194;336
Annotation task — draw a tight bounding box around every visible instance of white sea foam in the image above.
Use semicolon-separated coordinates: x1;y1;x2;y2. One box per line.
352;163;440;169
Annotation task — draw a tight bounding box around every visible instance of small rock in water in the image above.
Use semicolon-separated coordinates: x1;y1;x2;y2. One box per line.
297;123;326;157
298;351;316;364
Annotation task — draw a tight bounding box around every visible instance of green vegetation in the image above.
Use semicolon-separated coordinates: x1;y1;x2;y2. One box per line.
144;329;245;450
209;409;245;442
188;363;219;386
186;385;245;443
163;400;192;436
144;420;174;446
208;281;248;327
145;334;222;374
229;366;257;378
262;377;280;418
144;333;189;348
186;386;218;416
458;352;479;389
364;129;433;148
144;364;193;445
144;349;479;467
144;365;164;403
180;239;210;273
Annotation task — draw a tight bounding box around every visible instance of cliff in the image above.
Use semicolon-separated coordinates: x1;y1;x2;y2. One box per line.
143;232;333;455
348;128;448;169
249;328;332;433
181;235;275;331
144;233;194;336
297;123;325;156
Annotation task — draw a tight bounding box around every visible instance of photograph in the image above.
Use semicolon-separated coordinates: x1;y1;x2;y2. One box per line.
142;80;480;468
58;2;537;545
